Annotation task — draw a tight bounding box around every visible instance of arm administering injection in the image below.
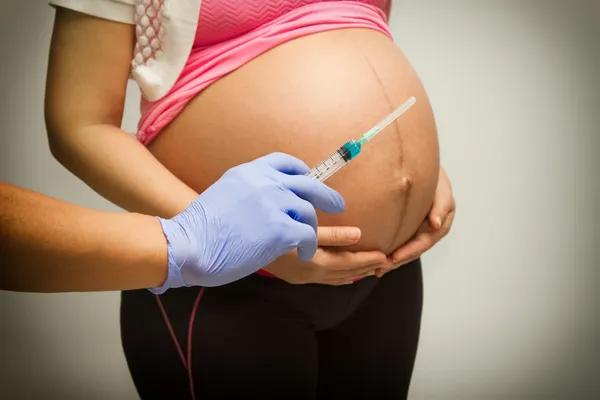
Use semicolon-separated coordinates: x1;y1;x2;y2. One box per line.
0;182;169;292
0;154;348;293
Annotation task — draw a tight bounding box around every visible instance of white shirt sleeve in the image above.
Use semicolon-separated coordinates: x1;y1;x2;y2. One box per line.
48;0;136;24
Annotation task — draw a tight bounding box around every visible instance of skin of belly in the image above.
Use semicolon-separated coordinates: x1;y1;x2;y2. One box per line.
148;28;440;265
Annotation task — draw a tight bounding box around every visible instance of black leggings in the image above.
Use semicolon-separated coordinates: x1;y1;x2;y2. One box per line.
120;259;423;399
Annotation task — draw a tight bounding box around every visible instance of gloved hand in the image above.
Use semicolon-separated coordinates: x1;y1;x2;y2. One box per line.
149;152;345;294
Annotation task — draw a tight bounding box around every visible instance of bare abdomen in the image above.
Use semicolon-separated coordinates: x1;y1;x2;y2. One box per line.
148;28;440;263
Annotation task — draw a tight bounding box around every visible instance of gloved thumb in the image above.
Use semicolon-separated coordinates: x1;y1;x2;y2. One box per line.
287;220;319;261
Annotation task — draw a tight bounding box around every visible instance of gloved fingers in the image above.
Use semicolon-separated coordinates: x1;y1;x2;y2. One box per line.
281;193;318;233
284;219;318;261
259;152;310;175
278;174;345;214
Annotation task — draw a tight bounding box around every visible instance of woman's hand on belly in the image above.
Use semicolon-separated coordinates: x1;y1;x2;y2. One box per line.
376;166;456;277
262;226;392;285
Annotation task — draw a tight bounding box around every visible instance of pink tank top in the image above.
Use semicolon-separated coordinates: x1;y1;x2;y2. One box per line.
136;0;392;144
194;0;389;47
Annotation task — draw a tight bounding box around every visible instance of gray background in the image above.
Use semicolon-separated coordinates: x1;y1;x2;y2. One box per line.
1;0;599;398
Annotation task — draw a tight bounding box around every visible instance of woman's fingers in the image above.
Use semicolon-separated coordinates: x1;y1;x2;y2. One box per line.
314;249;388;271
429;193;455;229
429;167;455;229
375;256;419;278
337;264;381;279
314;205;456;284
390;229;433;264
312;250;392;282
321;269;377;286
390;210;455;264
317;226;362;247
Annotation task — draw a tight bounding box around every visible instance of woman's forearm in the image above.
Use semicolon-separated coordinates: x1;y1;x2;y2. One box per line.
49;123;198;218
0;182;168;292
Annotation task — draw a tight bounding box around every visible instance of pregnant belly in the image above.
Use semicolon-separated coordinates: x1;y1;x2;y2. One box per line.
148;28;440;260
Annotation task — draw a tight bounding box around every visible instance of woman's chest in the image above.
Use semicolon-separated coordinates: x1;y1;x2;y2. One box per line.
194;0;389;46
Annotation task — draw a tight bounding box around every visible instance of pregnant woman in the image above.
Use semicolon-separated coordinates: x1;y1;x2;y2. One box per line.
45;0;455;398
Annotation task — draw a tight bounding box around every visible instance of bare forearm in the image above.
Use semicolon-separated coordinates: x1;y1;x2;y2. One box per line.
0;182;168;292
49;124;198;218
45;8;196;219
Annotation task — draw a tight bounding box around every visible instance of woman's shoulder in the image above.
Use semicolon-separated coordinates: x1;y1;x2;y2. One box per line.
49;0;203;102
49;0;137;24
47;0;205;24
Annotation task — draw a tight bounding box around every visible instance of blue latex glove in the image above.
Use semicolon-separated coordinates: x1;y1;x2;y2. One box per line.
149;152;345;294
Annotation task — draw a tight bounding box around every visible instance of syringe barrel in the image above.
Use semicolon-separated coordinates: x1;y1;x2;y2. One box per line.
307;140;361;182
307;149;347;182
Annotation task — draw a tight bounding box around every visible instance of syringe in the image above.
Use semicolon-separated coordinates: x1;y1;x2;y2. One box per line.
307;96;416;182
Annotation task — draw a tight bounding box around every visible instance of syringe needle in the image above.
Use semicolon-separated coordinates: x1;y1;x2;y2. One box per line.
359;96;416;144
